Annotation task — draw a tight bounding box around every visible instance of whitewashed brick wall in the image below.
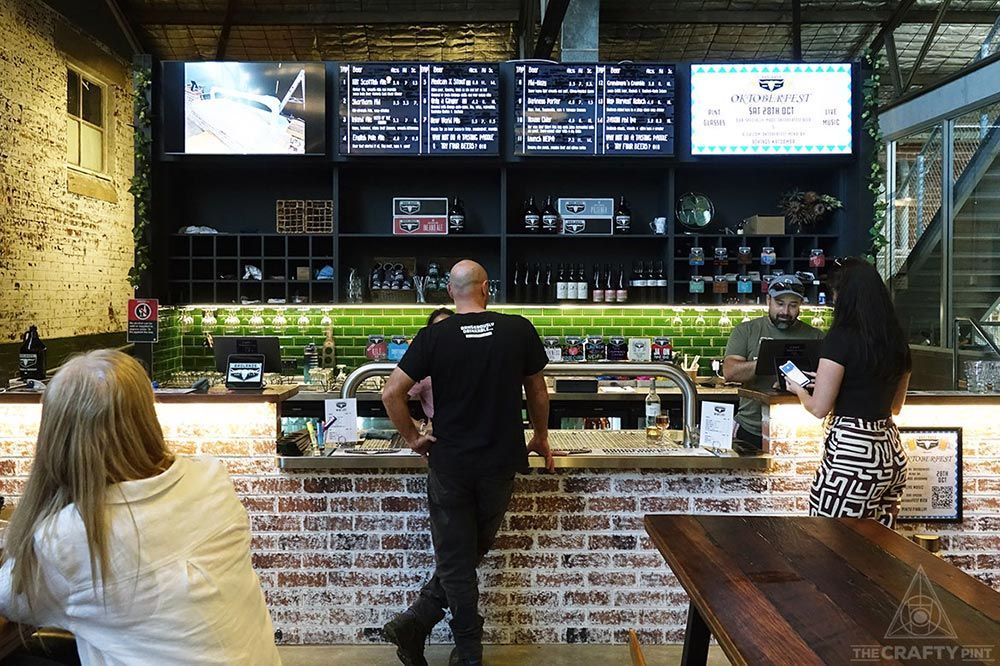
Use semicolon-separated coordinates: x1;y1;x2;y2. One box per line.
0;0;133;342
0;397;997;646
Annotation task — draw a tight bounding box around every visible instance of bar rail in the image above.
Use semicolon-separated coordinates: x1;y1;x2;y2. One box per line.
340;361;700;447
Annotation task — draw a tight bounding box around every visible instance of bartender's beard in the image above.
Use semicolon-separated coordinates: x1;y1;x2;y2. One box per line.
770;315;796;330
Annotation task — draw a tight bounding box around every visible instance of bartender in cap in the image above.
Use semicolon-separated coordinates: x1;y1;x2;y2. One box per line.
723;274;825;450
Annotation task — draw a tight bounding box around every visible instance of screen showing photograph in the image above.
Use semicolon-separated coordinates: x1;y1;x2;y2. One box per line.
183;62;325;155
690;63;853;155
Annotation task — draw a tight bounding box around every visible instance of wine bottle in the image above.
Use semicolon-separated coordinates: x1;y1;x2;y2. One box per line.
616;263;628;303
541;195;560;234
544;263;554;303
591;264;604;303
614;195;632;233
566;264;578;300
448;197;465;233
576;263;588;301
523;196;540;233
604;264;616;304
655;261;668;303
555;264;567;302
512;262;523;303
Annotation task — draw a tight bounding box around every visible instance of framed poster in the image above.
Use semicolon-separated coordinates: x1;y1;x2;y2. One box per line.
897;427;962;523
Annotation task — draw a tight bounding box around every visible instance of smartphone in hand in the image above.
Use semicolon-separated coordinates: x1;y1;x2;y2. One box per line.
779;360;813;388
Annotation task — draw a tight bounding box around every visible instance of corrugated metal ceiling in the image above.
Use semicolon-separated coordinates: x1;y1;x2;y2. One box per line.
121;0;999;98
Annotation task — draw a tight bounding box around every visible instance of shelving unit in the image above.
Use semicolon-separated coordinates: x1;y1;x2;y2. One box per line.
152;63;866;307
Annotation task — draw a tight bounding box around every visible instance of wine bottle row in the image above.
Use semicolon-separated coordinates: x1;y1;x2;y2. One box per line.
511;262;669;304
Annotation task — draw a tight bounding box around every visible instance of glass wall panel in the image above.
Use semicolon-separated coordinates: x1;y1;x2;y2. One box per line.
951;101;1000;349
891;125;945;346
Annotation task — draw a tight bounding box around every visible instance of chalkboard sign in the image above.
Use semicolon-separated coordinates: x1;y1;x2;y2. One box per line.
513;63;675;156
338;62;499;155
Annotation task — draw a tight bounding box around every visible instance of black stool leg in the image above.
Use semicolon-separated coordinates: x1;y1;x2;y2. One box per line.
681;602;710;666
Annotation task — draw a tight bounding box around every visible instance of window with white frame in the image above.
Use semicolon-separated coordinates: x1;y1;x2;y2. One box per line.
66;66;106;173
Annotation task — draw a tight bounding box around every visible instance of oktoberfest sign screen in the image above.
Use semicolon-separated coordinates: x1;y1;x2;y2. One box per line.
690;63;852;155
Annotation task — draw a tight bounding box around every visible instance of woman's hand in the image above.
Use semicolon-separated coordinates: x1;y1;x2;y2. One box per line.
786;380;811;398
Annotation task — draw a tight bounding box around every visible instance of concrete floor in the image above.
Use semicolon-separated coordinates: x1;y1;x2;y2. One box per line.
278;644;732;666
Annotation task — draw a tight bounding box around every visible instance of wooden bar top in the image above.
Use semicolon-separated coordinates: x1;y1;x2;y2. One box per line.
739;388;1000;405
644;515;1000;665
0;385;298;405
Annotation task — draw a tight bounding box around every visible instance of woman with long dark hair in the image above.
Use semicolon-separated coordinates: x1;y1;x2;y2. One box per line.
786;258;911;527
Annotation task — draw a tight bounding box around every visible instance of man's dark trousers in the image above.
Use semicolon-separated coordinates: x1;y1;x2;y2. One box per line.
406;468;515;661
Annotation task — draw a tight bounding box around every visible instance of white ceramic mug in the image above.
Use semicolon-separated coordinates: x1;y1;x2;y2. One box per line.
649;217;667;234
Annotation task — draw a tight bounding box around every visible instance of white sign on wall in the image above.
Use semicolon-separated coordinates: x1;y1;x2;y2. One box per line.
690;63;852;155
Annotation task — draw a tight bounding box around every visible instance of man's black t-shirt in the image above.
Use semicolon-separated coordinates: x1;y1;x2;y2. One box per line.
821;327;912;420
397;311;548;476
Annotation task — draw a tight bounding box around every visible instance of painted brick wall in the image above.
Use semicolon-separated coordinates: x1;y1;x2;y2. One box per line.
1;397;996;647
0;0;133;342
160;305;833;379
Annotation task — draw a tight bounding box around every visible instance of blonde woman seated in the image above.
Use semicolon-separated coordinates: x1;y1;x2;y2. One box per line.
0;350;281;665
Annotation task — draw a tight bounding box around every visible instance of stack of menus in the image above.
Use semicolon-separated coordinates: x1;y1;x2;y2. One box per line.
513;63;675;156
338;62;500;155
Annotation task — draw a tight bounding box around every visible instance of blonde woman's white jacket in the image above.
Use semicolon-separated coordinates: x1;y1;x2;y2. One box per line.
0;456;282;666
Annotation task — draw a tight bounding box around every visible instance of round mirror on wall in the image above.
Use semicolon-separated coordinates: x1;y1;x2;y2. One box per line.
676;192;715;229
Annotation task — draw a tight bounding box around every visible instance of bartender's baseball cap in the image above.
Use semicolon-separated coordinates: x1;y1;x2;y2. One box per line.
767;274;806;301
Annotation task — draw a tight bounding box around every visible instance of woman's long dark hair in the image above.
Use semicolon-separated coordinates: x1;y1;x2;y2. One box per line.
426;307;454;327
829;258;909;379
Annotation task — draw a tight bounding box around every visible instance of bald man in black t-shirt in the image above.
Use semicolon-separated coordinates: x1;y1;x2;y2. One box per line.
381;260;553;666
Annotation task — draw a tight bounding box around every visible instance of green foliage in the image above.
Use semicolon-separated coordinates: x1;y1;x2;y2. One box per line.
128;65;152;291
862;50;889;264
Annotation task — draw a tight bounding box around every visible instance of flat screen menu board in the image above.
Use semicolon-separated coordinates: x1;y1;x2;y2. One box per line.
181;62;326;155
690;63;853;155
513;63;675;156
338;62;499;155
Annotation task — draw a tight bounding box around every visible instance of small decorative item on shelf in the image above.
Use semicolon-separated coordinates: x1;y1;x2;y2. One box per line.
276;200;306;234
809;248;826;268
779;190;843;232
304;200;334;234
347;268;364;303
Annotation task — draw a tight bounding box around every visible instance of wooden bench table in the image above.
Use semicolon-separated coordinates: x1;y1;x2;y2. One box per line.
644;515;1000;665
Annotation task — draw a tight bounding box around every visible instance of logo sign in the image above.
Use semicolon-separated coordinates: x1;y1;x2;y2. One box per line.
392;197;448;235
127;298;159;343
556;197;614;235
758;77;784;91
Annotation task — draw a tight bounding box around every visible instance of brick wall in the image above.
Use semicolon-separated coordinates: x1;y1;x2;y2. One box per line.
0;0;133;342
1;396;997;646
159;305;833;379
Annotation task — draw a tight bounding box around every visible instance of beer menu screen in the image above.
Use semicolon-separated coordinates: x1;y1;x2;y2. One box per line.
338;62;499;155
513;63;675;156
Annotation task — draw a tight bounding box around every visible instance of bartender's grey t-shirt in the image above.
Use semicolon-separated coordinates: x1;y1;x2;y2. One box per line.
725;317;824;435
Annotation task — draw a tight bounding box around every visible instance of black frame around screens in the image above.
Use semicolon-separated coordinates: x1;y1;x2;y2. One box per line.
161;61;327;155
212;336;283;373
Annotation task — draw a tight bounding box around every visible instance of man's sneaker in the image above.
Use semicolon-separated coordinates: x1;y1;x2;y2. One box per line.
449;646;484;666
382;611;430;666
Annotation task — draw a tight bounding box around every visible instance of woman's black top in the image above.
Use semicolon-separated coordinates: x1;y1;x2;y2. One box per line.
821;327;912;420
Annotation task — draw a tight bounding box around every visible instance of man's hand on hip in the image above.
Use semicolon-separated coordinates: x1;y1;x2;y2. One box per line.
407;434;437;458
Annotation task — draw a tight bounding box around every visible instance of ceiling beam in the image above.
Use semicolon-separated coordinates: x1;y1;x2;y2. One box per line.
104;0;144;54
533;0;571;59
599;8;996;25
791;0;802;60
884;32;903;96
866;0;918;55
131;8;521;26
903;0;953;92
215;0;237;60
518;0;539;59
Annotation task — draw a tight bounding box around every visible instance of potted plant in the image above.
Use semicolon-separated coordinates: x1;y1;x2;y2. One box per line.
778;190;843;232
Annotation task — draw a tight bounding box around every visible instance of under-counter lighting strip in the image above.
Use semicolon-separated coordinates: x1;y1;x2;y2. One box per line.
168;304;833;312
